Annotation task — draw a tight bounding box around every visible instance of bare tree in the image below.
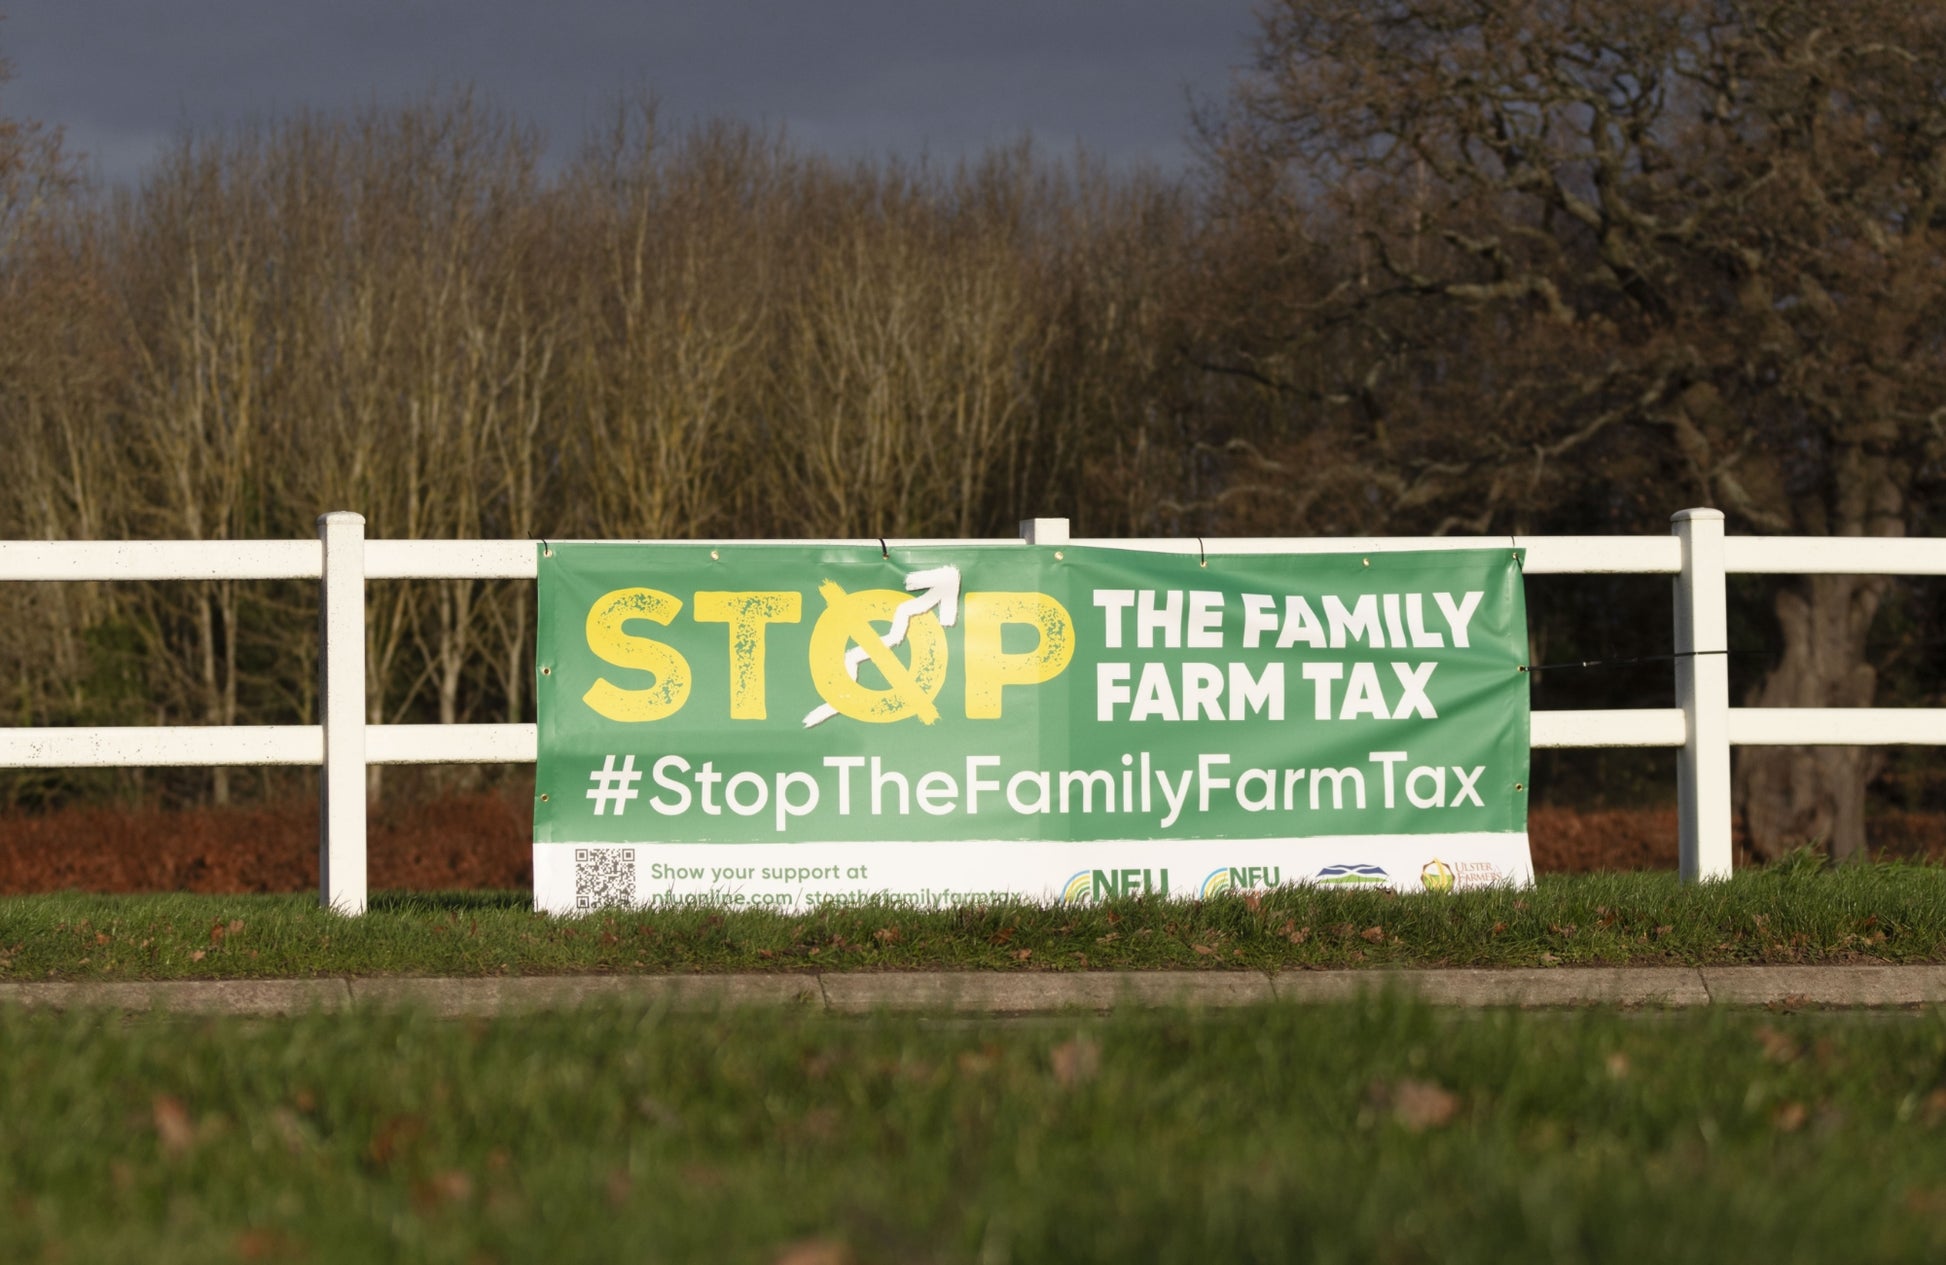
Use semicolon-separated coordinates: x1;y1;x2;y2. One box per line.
1199;0;1946;859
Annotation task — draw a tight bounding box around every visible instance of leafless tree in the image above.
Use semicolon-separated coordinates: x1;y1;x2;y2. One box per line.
1199;0;1946;859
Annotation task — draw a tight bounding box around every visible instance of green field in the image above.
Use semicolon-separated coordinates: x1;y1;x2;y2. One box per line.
2;862;1943;979
2;997;1943;1263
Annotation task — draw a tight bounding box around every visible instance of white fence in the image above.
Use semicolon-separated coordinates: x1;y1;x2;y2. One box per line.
5;507;1946;914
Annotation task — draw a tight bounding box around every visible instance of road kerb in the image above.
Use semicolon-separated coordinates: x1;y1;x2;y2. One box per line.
346;973;822;1016
819;970;1275;1013
1;967;1942;1015
1699;964;1946;1007
1266;967;1710;1008
0;977;353;1014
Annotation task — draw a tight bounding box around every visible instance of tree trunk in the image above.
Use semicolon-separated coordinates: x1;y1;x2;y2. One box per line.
1734;574;1890;861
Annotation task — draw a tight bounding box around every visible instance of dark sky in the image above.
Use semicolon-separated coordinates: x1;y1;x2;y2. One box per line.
1;2;1263;187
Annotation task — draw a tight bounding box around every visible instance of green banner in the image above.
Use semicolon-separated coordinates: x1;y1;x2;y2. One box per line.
533;544;1530;910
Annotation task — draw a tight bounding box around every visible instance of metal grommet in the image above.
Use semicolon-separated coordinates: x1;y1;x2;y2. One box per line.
1361;557;1371;567
1054;550;1064;561
539;794;550;802
710;549;720;561
540;666;552;676
1514;783;1525;792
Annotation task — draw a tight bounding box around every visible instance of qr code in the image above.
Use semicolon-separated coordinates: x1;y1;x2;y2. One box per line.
575;847;637;910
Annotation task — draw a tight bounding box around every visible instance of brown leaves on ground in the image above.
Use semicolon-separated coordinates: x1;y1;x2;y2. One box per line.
151;1094;196;1156
1369;1078;1461;1132
772;1240;853;1265
365;1114;427;1168
1755;1025;1800;1064
1050;1036;1101;1089
410;1170;475;1211
234;1228;301;1261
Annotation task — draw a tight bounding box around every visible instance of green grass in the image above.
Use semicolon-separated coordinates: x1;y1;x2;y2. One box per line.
3;997;1945;1263
3;862;1946;979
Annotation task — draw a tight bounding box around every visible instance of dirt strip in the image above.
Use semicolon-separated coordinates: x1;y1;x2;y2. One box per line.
4;965;1946;1016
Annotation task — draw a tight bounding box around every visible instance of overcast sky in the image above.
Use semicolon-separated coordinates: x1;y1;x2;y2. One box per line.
1;2;1263;187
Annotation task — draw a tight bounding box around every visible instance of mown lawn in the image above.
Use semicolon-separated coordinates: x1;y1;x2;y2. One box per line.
1;862;1943;979
2;997;1944;1263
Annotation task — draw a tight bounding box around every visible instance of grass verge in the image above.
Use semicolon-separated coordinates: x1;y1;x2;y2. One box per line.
2;862;1944;979
3;998;1945;1263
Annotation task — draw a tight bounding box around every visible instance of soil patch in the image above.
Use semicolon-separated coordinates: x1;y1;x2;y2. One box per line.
3;796;1943;894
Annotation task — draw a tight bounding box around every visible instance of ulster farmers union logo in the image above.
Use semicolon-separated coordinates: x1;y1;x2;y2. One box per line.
1421;858;1456;893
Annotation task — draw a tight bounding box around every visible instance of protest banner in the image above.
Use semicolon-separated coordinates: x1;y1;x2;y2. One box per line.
533;544;1530;911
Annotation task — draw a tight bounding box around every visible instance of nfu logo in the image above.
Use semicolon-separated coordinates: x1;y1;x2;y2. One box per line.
1200;867;1285;898
1062;868;1170;904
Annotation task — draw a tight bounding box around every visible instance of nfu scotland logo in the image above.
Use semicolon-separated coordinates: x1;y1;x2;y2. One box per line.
1062;868;1169;904
1200;866;1285;898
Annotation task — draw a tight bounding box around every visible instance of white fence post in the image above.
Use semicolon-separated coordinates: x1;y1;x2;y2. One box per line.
1020;517;1070;546
1672;507;1733;881
318;511;368;913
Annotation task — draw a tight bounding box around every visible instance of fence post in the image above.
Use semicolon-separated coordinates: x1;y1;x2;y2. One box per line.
1020;517;1070;546
1672;507;1733;881
318;511;368;914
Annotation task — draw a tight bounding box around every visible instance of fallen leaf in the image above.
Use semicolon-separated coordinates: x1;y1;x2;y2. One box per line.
1772;1101;1808;1132
365;1114;426;1168
1377;1078;1460;1132
1192;944;1216;956
234;1229;295;1261
772;1240;852;1265
1050;1037;1101;1089
411;1170;473;1209
1360;926;1385;944
1605;1052;1631;1080
152;1095;195;1156
1755;1026;1799;1064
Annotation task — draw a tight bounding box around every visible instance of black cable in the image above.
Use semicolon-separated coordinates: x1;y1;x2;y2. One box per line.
1519;648;1766;674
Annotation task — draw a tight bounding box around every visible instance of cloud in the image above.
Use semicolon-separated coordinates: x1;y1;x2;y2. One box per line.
1;0;1254;184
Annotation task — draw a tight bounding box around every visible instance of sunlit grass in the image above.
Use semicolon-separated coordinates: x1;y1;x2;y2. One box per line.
1;998;1944;1263
2;862;1944;980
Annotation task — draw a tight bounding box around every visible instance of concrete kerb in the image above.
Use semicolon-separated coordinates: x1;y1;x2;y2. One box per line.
1698;964;1946;1007
4;966;1945;1015
347;973;821;1017
0;977;354;1015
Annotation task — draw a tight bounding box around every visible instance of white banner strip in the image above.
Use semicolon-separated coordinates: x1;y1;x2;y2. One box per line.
533;833;1532;914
